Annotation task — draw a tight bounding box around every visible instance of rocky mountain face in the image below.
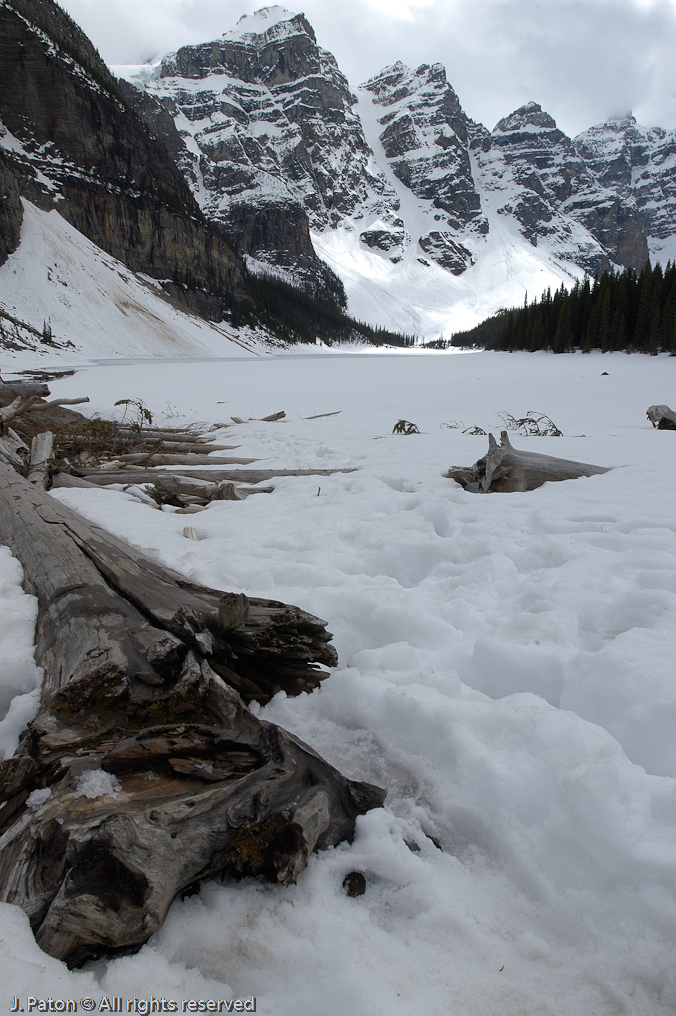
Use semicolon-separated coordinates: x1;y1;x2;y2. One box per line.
472;101;648;273
117;5;676;316
574;116;676;263
3;2;675;342
0;0;247;321
360;61;486;274
119;7;395;303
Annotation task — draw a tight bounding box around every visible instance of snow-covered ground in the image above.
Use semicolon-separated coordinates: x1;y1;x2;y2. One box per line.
1;349;676;1015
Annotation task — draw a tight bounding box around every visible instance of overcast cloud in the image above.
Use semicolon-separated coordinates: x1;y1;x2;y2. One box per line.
58;0;676;137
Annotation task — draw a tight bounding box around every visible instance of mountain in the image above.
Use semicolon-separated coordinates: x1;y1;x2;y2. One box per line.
0;0;416;359
573;116;676;265
115;6;676;338
113;6;393;306
2;3;675;349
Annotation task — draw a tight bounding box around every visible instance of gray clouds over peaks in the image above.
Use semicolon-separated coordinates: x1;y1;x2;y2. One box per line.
58;0;676;137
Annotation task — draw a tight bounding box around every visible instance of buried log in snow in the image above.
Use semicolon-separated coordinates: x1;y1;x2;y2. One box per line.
0;464;385;966
447;431;610;493
646;405;676;430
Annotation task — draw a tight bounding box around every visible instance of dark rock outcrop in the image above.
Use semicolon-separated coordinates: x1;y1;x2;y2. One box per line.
0;152;23;265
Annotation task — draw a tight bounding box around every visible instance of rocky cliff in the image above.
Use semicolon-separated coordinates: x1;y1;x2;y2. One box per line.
574;116;676;263
0;0;247;321
119;7;671;298
470;100;649;274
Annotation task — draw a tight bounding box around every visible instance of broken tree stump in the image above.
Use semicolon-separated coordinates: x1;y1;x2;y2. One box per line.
447;431;610;493
0;464;385;966
646;405;676;430
27;431;54;489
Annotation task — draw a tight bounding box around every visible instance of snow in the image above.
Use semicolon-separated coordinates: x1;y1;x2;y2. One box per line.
223;7;298;43
0;547;42;761
1;349;675;1013
76;770;122;800
0;202;264;361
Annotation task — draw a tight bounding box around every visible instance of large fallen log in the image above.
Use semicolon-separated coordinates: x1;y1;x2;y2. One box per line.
0;464;384;966
0;376;51;398
447;431;610;493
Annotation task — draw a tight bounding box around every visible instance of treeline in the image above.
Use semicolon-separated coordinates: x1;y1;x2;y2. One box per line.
451;261;676;353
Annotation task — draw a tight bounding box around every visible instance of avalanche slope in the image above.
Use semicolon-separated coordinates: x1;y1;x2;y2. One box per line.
312;90;585;338
0;202;263;364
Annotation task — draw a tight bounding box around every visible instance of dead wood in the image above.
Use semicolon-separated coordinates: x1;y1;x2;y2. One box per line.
0;377;50;398
447;431;610;493
116;453;259;466
27;432;54;489
77;467;357;485
259;411;286;422
147;474;245;508
304;411;341;420
45;397;90;409
136;441;238;453
0;464;384;966
0;394;40;426
51;472;111;490
646;405;676;430
0;434;26;471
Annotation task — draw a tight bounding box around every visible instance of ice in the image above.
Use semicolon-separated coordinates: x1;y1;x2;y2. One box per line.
1;349;675;1013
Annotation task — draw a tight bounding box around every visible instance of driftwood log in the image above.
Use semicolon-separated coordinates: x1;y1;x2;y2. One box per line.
76;467;357;486
447;431;610;493
646;405;676;430
0;464;385;966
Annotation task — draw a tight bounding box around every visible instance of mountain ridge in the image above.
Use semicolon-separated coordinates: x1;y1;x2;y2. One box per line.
113;5;676;337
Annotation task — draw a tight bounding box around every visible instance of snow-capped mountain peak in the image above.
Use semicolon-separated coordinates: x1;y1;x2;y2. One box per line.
223;6;302;42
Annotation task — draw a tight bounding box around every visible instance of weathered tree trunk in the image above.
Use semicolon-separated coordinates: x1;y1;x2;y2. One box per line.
0;377;50;398
0;464;384;966
115;452;258;466
27;431;54;488
447;431;610;493
76;467;356;485
646;404;676;430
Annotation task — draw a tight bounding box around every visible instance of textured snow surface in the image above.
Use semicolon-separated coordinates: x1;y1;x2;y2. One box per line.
0;202;263;360
1;350;675;1013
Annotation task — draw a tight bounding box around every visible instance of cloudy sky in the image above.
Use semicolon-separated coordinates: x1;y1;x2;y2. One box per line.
59;0;676;137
